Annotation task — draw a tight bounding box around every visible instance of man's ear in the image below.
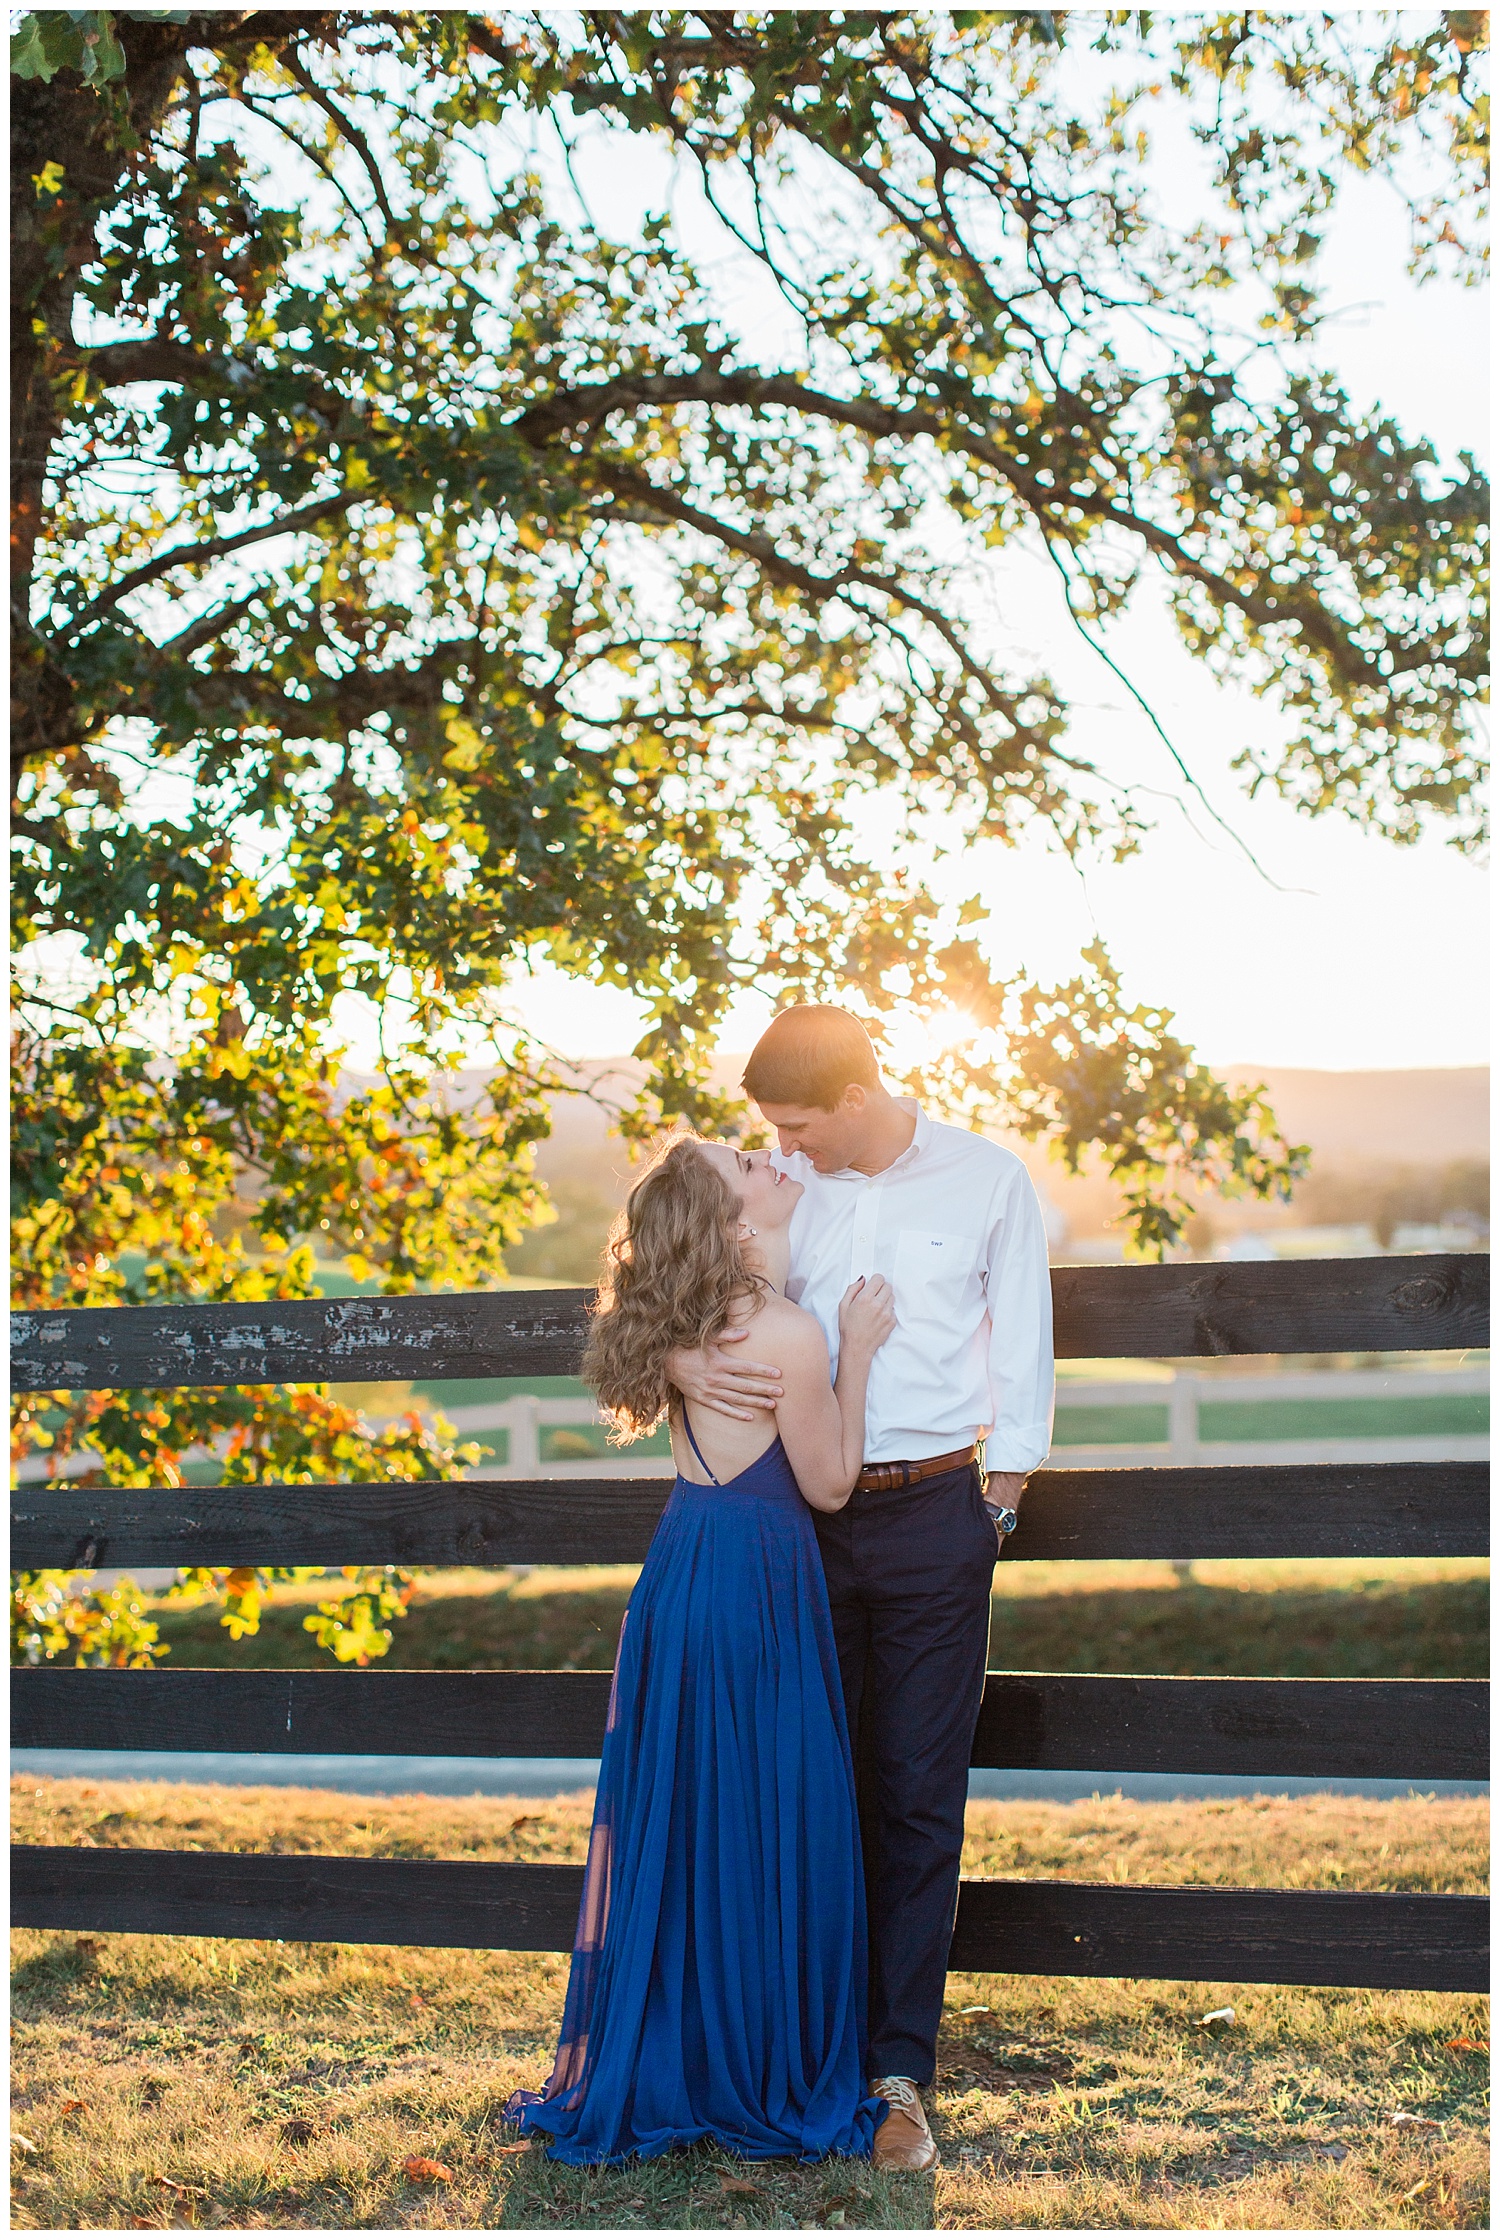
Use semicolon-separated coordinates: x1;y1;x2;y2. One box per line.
840;1083;868;1113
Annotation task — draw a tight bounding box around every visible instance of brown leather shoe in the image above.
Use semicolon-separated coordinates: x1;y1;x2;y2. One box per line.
870;2075;939;2171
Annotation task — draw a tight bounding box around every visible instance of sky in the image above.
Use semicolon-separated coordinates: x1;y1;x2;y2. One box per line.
318;49;1486;1081
377;154;1489;1080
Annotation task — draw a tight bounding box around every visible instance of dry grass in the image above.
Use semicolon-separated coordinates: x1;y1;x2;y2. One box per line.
10;1780;1491;1894
11;1779;1489;2231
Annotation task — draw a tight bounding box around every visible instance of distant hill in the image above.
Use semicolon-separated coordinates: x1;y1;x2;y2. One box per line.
528;1059;1489;1175
1221;1067;1487;1167
352;1058;1487;1262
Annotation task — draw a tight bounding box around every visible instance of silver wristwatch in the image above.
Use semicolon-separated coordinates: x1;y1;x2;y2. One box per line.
983;1500;1019;1541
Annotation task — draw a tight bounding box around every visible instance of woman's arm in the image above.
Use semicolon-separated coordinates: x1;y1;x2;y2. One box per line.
772;1277;895;1512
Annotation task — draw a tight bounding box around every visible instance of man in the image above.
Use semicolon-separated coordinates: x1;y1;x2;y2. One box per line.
670;1004;1054;2171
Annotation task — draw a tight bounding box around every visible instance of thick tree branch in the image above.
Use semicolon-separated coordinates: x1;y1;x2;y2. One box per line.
83;336;250;389
62;490;359;634
512;369;1391;693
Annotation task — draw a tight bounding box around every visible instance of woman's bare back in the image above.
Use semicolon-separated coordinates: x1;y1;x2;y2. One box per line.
668;1295;828;1485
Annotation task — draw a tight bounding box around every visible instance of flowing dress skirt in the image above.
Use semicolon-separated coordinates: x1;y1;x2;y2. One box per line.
505;1436;883;2164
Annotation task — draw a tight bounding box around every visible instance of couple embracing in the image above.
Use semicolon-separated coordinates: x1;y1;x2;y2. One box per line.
506;1005;1054;2170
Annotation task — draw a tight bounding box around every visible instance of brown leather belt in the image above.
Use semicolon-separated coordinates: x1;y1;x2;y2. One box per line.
855;1444;977;1494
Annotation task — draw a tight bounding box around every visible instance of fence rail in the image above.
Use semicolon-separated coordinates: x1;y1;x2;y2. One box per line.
12;1252;1488;1393
9;1846;1485;1992
11;1255;1490;1993
12;1460;1487;1570
13;1669;1487;1782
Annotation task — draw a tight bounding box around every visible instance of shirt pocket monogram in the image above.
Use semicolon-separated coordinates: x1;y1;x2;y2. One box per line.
894;1229;980;1316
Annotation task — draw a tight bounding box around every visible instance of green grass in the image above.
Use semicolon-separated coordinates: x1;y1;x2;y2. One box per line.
141;1559;1489;1680
1052;1395;1487;1446
1198;1394;1488;1442
1054;1403;1171;1445
10;1781;1489;2231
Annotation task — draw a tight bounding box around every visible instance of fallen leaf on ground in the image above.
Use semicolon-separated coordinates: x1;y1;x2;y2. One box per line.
409;1992;426;2007
1314;2143;1350;2162
1401;2177;1434;2203
12;2134;38;2154
1196;2005;1235;2029
959;2005;990;2014
130;2219;157;2230
1389;2112;1441;2131
491;2142;531;2158
280;2118;316;2145
721;2176;760;2196
60;2098;88;2114
1445;2037;1487;2054
402;2155;455;2182
154;2175;207;2197
508;1816;541;1833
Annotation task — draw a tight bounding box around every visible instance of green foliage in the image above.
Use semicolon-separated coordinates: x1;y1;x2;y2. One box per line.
10;10;126;88
1001;943;1311;1258
8;11;1484;1658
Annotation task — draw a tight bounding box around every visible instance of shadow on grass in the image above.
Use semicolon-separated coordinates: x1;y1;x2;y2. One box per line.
494;2137;937;2231
147;1575;1489;1680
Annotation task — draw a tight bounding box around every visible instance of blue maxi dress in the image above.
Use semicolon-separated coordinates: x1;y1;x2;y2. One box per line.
505;1414;884;2165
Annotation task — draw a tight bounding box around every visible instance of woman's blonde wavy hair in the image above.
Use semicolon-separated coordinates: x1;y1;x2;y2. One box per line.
583;1130;768;1440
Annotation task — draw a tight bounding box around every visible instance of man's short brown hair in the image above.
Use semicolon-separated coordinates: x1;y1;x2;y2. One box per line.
742;1005;881;1111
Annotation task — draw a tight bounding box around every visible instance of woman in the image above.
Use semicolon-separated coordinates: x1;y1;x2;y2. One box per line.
505;1130;895;2166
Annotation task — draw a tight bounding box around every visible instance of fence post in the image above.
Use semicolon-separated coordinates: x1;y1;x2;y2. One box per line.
1168;1371;1199;1583
1168;1371;1199;1465
490;1388;544;1478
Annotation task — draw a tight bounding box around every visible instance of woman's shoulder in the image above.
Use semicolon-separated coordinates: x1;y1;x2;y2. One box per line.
737;1291;828;1366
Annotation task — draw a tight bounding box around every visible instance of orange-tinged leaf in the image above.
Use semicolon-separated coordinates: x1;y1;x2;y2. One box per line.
1446;2037;1488;2054
402;2155;454;2183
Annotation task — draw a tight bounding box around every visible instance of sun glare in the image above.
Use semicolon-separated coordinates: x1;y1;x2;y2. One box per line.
885;1006;983;1073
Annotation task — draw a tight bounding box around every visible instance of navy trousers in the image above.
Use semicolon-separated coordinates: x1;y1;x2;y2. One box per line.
813;1461;996;2085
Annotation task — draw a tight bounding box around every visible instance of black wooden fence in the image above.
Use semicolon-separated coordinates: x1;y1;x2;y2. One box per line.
11;1253;1490;1992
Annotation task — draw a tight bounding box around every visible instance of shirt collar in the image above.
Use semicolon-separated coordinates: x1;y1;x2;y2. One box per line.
886;1097;930;1173
793;1097;931;1182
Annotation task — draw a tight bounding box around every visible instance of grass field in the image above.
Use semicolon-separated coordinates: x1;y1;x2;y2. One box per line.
10;1780;1489;2232
142;1558;1490;1680
19;1559;1488;2227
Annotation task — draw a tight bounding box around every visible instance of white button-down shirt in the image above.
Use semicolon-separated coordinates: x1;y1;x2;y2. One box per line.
779;1102;1055;1471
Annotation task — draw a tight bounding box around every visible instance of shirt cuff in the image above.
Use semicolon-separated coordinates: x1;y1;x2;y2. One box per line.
981;1429;1051;1474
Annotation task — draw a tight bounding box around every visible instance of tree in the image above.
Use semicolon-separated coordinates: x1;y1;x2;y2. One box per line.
11;10;1485;1659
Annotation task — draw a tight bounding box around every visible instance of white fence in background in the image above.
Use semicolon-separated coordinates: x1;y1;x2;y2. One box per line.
449;1366;1489;1480
16;1367;1487;1488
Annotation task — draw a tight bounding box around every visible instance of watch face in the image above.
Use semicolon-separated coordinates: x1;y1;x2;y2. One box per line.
996;1508;1018;1535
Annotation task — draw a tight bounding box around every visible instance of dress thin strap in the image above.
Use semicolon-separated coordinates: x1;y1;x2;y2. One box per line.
679;1404;721;1487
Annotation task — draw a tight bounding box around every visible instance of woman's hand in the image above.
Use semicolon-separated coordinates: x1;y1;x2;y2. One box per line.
837;1274;897;1359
